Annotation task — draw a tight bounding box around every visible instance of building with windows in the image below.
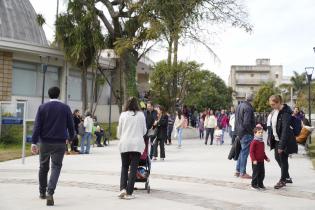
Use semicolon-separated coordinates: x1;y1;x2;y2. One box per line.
228;59;283;105
0;0;152;122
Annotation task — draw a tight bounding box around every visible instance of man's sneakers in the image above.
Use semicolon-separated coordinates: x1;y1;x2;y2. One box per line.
240;173;252;179
123;194;136;200
251;185;260;190
285;178;293;184
118;189;127;199
234;172;240;177
274;180;286;189
46;194;54;206
39;193;46;199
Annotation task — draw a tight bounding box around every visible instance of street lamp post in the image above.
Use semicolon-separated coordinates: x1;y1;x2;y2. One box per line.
40;56;50;104
305;66;314;145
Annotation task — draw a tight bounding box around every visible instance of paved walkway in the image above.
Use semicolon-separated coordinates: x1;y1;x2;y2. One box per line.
1;131;315;210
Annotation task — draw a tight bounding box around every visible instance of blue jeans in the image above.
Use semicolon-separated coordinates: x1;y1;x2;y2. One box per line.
177;128;183;146
221;128;225;144
80;132;92;154
236;134;253;175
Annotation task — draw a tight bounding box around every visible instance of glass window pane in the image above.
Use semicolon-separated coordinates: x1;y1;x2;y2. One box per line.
68;70;82;101
12;61;37;96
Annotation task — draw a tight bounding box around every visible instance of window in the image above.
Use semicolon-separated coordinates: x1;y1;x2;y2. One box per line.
250;87;254;91
275;74;279;79
12;62;38;96
12;61;60;97
251;73;254;77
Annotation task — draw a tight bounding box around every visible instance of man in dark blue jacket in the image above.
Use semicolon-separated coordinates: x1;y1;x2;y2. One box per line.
234;93;255;179
31;87;74;206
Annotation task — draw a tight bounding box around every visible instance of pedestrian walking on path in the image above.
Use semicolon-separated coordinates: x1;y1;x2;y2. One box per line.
198;113;205;139
31;87;75;206
235;93;256;179
229;106;236;145
152;106;168;160
144;101;158;159
269;95;298;189
204;110;217;145
117;97;147;200
166;112;175;145
250;125;270;190
80;111;94;154
217;110;229;144
174;109;185;148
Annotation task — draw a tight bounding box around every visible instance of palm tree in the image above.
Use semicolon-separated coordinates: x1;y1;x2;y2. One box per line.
290;71;306;94
55;1;105;112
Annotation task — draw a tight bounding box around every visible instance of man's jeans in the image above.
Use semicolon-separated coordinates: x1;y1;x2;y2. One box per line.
39;143;66;195
236;134;253;175
80;132;92;154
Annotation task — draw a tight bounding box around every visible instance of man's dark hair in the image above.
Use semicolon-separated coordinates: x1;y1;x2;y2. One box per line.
48;87;60;99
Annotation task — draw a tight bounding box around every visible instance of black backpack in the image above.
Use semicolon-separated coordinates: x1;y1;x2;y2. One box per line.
291;116;302;136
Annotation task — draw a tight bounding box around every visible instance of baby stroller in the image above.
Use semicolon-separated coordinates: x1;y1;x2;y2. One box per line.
134;138;151;193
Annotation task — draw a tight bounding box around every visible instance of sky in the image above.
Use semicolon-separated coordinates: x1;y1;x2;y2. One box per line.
29;0;315;84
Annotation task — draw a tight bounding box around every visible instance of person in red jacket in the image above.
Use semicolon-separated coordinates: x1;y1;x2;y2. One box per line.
250;125;270;190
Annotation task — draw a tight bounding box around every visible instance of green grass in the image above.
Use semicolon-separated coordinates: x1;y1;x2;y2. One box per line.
0;143;33;162
308;134;315;169
0;121;117;162
99;122;118;140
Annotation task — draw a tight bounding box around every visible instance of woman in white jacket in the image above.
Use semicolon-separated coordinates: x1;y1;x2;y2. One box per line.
204;110;217;145
117;97;147;200
174;109;185;148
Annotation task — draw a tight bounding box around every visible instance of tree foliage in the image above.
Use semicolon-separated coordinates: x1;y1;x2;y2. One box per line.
253;82;277;112
55;0;105;112
150;60;232;111
290;71;306;94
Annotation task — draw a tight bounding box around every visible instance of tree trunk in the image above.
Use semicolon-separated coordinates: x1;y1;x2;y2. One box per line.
172;34;179;112
167;37;173;67
81;67;88;114
89;66;96;113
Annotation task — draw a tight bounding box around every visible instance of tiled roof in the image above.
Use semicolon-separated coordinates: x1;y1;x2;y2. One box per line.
0;0;48;46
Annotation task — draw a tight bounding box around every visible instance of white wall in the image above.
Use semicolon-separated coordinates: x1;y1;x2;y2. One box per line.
10;95;120;123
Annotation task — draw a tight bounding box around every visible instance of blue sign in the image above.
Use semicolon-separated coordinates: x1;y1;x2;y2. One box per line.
26;135;32;143
1;117;23;125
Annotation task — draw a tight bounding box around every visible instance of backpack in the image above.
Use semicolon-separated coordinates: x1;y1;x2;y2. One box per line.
291;116;302;136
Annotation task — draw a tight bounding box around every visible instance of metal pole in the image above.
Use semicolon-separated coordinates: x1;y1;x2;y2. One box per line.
22;102;26;164
308;75;312;144
108;72;112;143
41;64;47;104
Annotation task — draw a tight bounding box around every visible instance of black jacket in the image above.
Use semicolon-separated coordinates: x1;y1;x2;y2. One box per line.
228;136;241;160
156;115;168;140
145;110;157;129
270;104;298;154
234;101;255;139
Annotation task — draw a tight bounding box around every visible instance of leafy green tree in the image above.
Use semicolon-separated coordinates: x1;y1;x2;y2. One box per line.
253;83;277;112
55;0;105;112
291;71;306;94
150;60;232;111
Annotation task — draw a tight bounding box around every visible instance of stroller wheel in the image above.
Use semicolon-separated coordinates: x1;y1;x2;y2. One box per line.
145;182;150;193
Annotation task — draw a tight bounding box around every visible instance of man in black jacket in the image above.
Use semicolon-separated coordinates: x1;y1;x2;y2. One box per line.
234;93;256;179
32;87;75;206
144;101;157;159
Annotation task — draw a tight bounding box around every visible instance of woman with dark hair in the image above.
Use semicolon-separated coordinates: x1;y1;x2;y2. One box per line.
174;109;185;148
117;97;147;200
269;95;298;189
152;106;168;160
